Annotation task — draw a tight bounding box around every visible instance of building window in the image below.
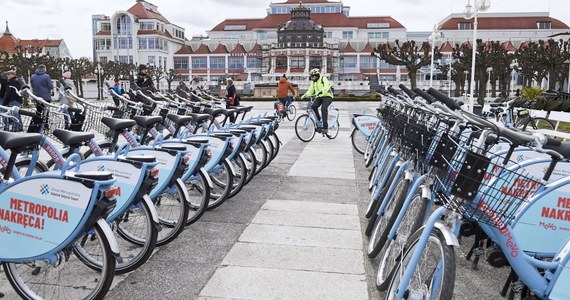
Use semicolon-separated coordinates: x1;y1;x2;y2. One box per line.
173;29;184;39
324;31;333;38
138;38;168;50
228;57;244;69
224;25;246;31
96;38;111;50
339;75;358;81
99;56;108;64
458;22;472;30
342;31;353;39
223;33;246;39
100;22;111;32
114;37;132;49
148;56;156;66
174;57;189;70
290;56;305;69
340;57;357;68
379;60;397;69
360;56;377;69
140;21;154;30
367;23;390;28
114;55;133;64
276;57;288;69
192;57;207;69
257;31;267;41
309;56;322;69
247;57;261;69
271;7;291;14
116;15;131;35
210;57;225;70
367;32;389;39
537;22;551;29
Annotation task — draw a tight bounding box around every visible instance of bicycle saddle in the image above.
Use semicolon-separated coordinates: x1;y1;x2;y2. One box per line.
167;114;193;125
53;129;95;146
544;141;570;159
102;117;136;131
187;113;212;123
73;171;114;181
122;155;156;163
0;131;42;150
220;109;237;116
133;116;163;128
203;108;225;116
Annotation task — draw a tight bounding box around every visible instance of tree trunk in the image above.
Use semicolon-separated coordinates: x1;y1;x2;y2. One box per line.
453;78;462;97
548;67;557;90
409;69;418;90
477;71;486;105
491;79;497;98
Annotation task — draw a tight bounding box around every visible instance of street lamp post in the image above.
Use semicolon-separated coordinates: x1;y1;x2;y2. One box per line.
94;63;104;100
429;25;442;88
510;59;519;96
464;0;491;112
486;66;493;97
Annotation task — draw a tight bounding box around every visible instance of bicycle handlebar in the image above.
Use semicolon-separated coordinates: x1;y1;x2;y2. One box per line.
427;88;464;110
398;84;417;99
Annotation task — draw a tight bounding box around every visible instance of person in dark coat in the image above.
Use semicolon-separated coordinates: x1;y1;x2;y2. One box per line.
134;64;156;115
3;70;23;131
30;64;53;102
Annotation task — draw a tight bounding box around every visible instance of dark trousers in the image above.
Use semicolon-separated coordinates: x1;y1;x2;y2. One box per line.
311;96;332;129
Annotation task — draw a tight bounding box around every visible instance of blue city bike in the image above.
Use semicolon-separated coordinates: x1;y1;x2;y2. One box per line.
351;111;381;154
0;131;121;300
294;96;340;142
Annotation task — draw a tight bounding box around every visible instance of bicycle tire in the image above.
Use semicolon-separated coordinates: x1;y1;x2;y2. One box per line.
15;159;49;176
243;148;258;185
385;227;455;300
376;190;429;290
286;104;296;121
351;127;368;154
261;140;274;168
521;117;555;131
155;179;189;246
295;114;315;142
365;164;399;235
267;132;281;160
367;177;409;258
83;141;113;158
253;141;269;175
185;170;211;225
207;159;234;210
366;155;395;217
228;154;247;198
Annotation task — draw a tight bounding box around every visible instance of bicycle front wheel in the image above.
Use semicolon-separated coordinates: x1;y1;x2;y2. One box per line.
154;180;189;246
351;127;368;154
386;227;455;300
295;114;315;142
4;222;116;300
287;104;296;121
327;120;340;139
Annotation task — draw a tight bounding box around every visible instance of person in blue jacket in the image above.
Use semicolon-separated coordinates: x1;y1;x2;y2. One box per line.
30;64;53;102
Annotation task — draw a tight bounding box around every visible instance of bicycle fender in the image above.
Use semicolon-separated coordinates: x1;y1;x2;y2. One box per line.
176;178;192;204
225;157;237;177
142;194;161;231
200;167;214;189
434;222;460;247
96;218;122;261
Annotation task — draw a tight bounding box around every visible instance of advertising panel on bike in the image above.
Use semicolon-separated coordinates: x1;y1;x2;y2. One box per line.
188;136;225;171
327;109;340;129
353;115;379;137
79;160;142;220
0;177;93;260
130;149;179;197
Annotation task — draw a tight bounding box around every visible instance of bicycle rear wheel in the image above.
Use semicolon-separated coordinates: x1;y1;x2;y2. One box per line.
351;128;368;154
228;154;247;198
4;222;116;300
154;180;189;246
386;227;455;300
295;114;315;142
185;170;211;225
521;117;555;131
207;160;234;210
327;120;340;139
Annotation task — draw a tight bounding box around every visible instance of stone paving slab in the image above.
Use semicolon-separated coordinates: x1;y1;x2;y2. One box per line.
268;189;357;204
262;199;358;215
199;266;368;300
252;209;360;230
221;242;365;274
238;224;362;249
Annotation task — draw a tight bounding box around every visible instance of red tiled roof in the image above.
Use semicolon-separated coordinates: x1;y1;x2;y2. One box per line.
439;15;569;30
212;43;229;54
19;39;62;49
519;41;530;49
231;43;247;54
127;1;170;24
249;43;262;53
175;45;193;54
361;41;374;53
193;43;211;54
211;13;405;31
96;31;111;36
463;41;472;49
136;29;173;38
0;33;19;52
439;41;454;53
501;41;517;52
342;42;356;52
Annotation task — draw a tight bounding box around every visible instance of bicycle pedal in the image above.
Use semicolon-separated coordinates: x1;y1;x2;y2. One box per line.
511;281;524;293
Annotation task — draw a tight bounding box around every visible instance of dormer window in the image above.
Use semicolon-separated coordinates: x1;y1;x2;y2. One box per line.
537;21;551;29
458;22;472;30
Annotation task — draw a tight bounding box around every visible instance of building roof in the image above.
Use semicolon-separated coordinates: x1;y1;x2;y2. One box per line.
137;29;173;38
361;41;374;53
502;41;517;52
95;31;111;36
439;12;569;30
231;42;247;54
212;43;229;54
249;43;262;53
193;43;211;54
211;13;405;31
439;41;454;53
175;44;193;55
341;42;357;52
19;39;62;48
127;1;170;24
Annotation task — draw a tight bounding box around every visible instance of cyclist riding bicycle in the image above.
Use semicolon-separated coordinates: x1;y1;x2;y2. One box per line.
301;68;333;135
276;74;296;114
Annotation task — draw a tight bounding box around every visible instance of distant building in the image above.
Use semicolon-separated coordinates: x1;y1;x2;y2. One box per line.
0;21;72;58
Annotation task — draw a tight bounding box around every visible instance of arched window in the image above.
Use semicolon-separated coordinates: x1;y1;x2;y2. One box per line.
116;14;131;35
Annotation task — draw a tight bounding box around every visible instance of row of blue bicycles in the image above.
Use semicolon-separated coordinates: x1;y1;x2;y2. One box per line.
351;84;570;299
0;78;281;299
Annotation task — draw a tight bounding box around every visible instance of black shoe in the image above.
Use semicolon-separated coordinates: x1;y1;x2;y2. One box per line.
321;128;328;135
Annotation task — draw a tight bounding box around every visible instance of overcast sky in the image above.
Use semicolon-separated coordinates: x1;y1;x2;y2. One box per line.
1;0;566;58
